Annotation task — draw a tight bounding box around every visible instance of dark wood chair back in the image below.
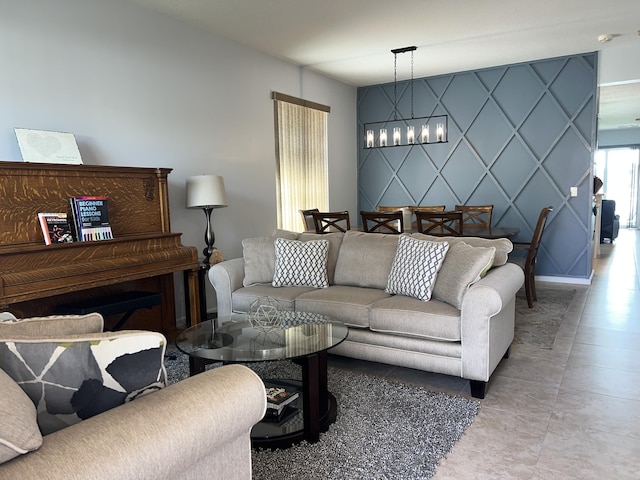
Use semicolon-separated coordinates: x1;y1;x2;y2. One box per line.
511;206;553;308
455;205;493;229
415;211;463;236
360;210;404;234
311;211;351;233
299;208;319;231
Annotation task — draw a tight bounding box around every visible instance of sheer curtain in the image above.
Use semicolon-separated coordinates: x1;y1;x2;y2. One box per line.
274;93;329;232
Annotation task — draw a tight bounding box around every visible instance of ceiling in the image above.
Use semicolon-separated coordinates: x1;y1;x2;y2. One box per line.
125;0;640;131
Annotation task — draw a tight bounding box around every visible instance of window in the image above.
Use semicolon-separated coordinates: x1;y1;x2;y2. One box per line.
273;92;329;232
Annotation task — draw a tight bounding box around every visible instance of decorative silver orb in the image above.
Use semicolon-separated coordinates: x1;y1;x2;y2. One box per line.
248;296;283;333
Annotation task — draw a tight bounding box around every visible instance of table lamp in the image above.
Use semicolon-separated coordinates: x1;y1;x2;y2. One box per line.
186;174;228;266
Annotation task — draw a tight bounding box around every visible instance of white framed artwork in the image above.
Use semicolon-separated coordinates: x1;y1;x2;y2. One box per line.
14;128;83;164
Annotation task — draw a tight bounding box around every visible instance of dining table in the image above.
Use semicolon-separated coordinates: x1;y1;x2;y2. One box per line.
454;226;519;239
349;224;520;239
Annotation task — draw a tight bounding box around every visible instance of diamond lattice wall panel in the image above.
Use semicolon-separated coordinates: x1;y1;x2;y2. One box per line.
397;149;439;203
466;102;514;166
492;66;543;126
358;53;598;279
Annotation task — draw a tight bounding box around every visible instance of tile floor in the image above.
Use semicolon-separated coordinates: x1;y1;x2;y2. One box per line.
328;228;640;479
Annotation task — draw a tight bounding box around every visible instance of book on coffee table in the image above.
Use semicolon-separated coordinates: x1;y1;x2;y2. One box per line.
265;386;299;415
263;405;299;424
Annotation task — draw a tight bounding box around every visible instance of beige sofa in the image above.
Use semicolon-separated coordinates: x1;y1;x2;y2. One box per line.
210;230;524;399
0;314;266;480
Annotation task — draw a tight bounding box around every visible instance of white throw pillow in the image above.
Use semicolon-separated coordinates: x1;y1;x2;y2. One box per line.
386;235;449;301
432;242;496;309
272;238;329;288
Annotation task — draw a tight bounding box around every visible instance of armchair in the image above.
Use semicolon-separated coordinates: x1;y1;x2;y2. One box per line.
0;313;266;479
600;199;620;243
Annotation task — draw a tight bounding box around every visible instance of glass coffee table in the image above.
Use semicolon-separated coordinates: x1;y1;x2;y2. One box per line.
175;311;348;448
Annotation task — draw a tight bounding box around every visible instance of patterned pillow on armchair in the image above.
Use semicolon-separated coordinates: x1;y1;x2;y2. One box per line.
0;330;167;435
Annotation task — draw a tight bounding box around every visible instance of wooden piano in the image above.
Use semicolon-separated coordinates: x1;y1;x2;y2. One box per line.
0;162;201;338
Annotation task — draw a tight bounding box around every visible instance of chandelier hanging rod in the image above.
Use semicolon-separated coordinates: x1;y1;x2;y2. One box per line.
390;46;417;55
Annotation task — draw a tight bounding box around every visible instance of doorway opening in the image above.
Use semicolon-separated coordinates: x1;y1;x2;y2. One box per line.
595;147;640;229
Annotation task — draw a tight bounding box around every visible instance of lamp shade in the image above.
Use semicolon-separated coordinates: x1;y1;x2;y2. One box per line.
186;175;228;209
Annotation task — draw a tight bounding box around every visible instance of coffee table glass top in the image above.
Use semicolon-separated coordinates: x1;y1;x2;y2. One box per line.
175;311;348;363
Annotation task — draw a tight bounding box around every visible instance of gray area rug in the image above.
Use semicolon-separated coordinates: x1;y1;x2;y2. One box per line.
165;352;479;480
513;287;576;349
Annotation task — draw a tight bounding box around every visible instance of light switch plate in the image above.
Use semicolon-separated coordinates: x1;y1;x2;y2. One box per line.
570;187;578;197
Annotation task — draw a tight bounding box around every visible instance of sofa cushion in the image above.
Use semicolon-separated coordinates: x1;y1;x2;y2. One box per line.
432;242;496;309
295;285;391;328
412;233;512;266
334;231;400;289
369;295;462;341
0;313;104;338
242;232;298;286
0;331;167;435
0;368;42;464
233;285;317;313
386;235;449;301
272;238;329;288
298;232;344;284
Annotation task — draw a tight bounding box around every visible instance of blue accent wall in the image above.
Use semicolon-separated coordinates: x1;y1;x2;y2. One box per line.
357;53;598;280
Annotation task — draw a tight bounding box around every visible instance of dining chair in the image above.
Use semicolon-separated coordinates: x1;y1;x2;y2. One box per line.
455;205;493;229
299;208;319;231
376;206;407;213
311;211;351;233
412;205;446;213
414;210;463;236
509;206;553;308
360;210;404;234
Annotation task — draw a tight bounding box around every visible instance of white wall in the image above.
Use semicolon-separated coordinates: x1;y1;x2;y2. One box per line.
0;0;357;318
599;43;640;86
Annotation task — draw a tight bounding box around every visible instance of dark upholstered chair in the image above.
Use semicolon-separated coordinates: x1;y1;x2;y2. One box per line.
600;199;620;243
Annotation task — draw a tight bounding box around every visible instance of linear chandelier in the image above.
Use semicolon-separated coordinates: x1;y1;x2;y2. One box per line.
364;46;448;149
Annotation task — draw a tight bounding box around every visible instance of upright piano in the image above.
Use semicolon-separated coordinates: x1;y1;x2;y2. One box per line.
0;162;201;337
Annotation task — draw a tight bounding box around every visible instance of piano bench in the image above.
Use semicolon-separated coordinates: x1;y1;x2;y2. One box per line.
55;291;162;331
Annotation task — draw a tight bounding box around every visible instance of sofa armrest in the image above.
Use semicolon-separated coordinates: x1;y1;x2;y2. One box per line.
1;365;267;480
209;257;245;317
459;263;524;382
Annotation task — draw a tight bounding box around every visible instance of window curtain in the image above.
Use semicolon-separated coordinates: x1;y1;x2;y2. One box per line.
274;94;329;232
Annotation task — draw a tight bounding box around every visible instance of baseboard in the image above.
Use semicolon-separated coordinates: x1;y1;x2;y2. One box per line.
536;274;592;285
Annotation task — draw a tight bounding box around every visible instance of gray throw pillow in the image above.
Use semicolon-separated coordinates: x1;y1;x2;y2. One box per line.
0;368;42;464
432;242;496;309
0;313;104;338
242;232;298;286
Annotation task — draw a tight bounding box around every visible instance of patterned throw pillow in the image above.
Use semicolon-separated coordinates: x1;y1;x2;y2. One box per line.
0;331;167;435
386;235;449;301
272;238;329;288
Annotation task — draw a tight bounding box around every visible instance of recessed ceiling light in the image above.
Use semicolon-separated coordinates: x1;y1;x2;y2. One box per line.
597;34;613;43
